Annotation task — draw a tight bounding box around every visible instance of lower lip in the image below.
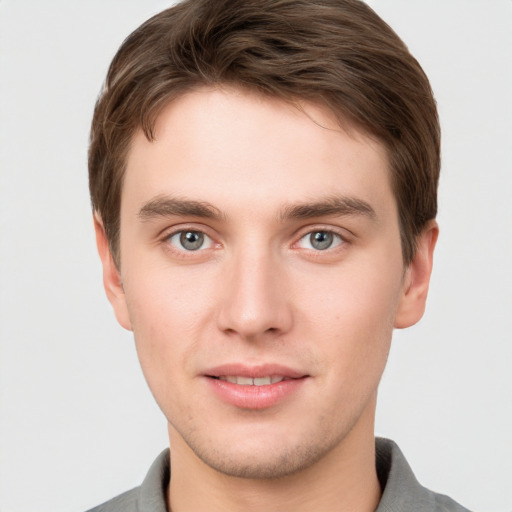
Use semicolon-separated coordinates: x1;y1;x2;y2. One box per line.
205;377;307;409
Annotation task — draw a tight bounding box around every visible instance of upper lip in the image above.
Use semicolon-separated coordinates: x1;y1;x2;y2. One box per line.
204;363;307;379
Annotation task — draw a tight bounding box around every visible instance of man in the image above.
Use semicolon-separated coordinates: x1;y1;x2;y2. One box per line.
87;0;470;510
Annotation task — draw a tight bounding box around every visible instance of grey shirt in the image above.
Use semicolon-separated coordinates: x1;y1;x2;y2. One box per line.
86;438;472;512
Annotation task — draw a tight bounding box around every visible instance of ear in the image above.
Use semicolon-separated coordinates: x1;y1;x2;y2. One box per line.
394;220;439;329
93;214;132;331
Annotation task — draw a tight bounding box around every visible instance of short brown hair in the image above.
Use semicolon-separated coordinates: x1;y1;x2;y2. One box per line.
89;0;440;266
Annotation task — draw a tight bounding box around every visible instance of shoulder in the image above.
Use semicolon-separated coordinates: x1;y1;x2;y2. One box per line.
85;487;138;512
84;449;170;512
433;492;473;512
375;438;473;512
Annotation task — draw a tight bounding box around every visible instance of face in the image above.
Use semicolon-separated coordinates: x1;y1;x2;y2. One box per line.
97;87;435;479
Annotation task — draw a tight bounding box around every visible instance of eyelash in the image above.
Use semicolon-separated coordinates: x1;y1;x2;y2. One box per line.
161;226;217;256
295;230;345;252
160;225;350;257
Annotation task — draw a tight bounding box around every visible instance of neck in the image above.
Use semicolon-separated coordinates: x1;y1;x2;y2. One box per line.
167;400;380;512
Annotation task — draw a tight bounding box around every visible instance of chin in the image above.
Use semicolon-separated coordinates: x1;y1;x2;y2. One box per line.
196;444;327;479
180;420;348;480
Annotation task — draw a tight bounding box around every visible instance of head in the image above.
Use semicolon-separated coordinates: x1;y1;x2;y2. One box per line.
89;0;439;483
89;0;440;269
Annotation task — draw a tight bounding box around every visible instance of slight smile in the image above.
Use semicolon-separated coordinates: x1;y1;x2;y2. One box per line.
217;375;290;385
204;364;309;409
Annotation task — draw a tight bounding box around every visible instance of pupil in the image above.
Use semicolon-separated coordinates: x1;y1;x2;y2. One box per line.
311;231;333;250
180;231;204;250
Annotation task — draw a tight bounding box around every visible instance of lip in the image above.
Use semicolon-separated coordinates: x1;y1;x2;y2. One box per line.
205;363;307;380
203;363;308;410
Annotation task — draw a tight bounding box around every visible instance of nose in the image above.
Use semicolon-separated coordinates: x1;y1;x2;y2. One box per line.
216;246;293;341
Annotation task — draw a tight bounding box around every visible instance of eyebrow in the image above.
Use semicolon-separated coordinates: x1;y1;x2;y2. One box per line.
138;194;376;223
279;195;377;221
138;196;223;221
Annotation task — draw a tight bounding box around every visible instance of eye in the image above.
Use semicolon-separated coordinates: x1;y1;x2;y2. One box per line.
167;230;214;251
297;230;343;251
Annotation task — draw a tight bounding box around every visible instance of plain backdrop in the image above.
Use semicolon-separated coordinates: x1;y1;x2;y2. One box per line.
0;1;511;511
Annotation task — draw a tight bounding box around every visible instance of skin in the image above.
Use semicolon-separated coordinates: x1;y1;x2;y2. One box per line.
95;87;437;512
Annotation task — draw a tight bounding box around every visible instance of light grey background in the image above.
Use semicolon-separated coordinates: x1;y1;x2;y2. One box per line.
0;1;511;511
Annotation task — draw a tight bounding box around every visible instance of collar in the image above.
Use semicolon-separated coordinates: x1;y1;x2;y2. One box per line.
135;438;469;512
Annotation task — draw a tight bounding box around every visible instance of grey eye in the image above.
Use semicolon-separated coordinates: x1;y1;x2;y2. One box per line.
309;231;334;250
297;230;343;251
167;230;213;251
180;231;205;250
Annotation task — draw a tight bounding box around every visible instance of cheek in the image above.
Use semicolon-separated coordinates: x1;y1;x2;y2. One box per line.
296;259;402;382
125;259;217;330
121;265;217;395
299;255;402;329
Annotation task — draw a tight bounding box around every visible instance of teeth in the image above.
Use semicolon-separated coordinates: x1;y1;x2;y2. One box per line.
253;377;271;386
218;376;286;386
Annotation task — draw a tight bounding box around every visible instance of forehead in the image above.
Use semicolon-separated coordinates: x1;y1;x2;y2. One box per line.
123;87;393;219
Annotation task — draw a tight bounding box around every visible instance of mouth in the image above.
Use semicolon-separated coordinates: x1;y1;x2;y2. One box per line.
213;375;290;386
204;364;308;409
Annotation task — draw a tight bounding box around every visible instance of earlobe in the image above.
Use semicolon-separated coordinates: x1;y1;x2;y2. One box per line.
394;220;439;329
93;214;133;331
